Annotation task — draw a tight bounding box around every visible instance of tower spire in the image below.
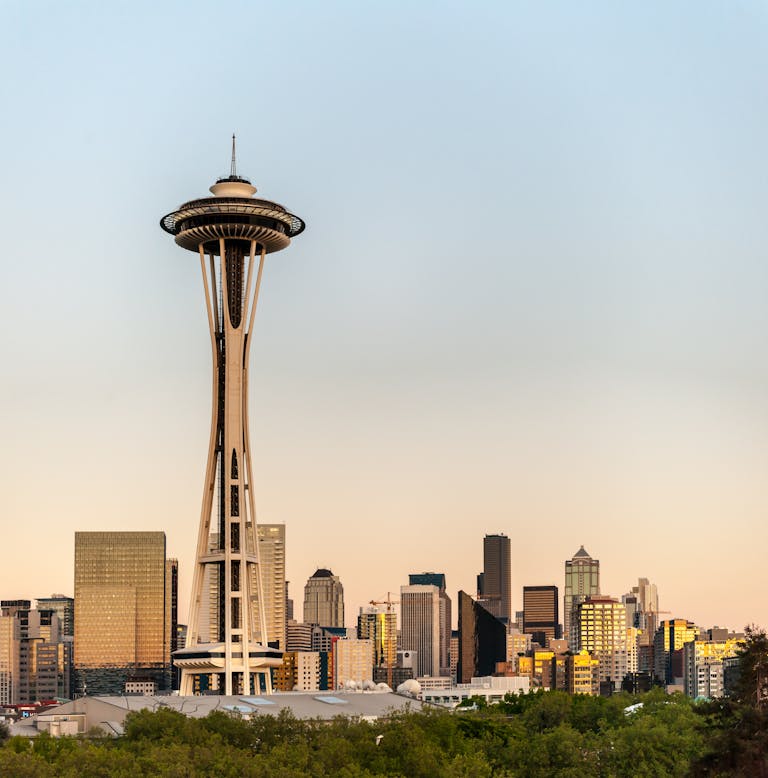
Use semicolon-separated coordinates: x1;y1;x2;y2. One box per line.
230;133;237;178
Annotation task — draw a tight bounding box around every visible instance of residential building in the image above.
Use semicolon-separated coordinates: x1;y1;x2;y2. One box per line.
506;628;532;666
73;532;176;695
566;650;600;695
456;591;506;684
522;585;560;647
564;546;600;649
303;569;344;628
683;636;743;699
253;525;286;649
334;639;373;688
0;607;21;705
577;597;627;690
286;620;314;652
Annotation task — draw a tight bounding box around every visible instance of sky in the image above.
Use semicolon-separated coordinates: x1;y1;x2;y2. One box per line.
2;1;768;632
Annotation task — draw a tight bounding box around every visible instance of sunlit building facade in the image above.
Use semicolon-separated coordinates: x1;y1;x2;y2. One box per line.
303;569;344;628
566;650;600;695
73;532;176;695
253;525;286;649
577;597;627;690
334;638;373;688
564;546;600;650
653;619;700;685
357;607;397;671
683;637;743;699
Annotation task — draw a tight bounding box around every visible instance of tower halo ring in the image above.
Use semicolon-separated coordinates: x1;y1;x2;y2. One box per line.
160;197;305;254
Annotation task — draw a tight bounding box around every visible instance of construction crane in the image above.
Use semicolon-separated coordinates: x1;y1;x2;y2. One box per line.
369;593;400;689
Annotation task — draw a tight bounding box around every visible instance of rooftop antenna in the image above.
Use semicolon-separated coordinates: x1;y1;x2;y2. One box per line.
230;133;237;178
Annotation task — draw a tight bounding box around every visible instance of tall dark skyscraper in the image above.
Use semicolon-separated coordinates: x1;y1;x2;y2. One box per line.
477;534;511;621
161;140;304;695
522;585;560;647
457;591;506;684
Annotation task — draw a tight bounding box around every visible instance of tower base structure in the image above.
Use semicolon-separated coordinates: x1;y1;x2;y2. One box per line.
174;643;283;696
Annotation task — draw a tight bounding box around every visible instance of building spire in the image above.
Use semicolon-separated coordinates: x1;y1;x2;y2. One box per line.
230;133;237;178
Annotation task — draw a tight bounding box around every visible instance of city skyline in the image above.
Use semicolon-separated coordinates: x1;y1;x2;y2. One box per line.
3;2;768;634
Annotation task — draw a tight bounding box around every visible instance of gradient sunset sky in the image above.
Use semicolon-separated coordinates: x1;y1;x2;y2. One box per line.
2;1;768;632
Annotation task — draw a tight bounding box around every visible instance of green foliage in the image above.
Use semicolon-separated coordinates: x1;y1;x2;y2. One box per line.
0;686;754;776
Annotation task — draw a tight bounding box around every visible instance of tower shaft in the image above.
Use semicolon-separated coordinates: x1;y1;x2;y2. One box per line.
181;239;271;696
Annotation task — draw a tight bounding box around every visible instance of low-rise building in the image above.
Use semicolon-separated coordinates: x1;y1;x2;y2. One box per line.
420;675;529;708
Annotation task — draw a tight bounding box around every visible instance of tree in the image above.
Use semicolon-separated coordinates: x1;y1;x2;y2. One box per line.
733;625;768;709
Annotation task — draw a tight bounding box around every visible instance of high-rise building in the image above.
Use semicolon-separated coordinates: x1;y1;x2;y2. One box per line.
565;650;600;696
477;534;511;621
0;600;72;704
457;591;506;684
253;525;286;649
36;596;74;638
0;606;21;705
400;584;443;678
653;619;700;685
161;140;304;696
73;531;176;696
408;573;451;676
577;597;628;691
357;607;397;672
522;586;560;647
683;635;743;699
334;639;374;688
16;608;72;703
303;569;344;628
564;546;600;649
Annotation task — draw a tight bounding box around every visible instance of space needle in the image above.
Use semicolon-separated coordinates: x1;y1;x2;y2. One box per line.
161;138;305;695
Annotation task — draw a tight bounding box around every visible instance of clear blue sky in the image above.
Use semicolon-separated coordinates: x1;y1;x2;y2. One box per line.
2;1;768;630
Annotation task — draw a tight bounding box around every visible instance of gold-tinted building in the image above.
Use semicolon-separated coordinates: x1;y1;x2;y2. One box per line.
74;532;176;695
357;607;397;672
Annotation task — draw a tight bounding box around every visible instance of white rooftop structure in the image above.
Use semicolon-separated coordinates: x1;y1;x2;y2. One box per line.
35;692;422;736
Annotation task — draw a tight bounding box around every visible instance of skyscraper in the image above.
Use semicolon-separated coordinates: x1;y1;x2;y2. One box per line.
253;525;286;649
73;532;176;695
564;546;600;649
161;141;304;695
522;585;560;647
408;573;452;676
303;569;345;627
357;606;397;674
400;584;443;678
477;534;511;621
457;591;506;684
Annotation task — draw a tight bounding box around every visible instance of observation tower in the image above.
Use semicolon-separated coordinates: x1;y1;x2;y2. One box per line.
160;138;305;695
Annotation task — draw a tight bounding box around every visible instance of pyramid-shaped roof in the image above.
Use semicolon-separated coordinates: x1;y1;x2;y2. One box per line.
573;545;591;559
